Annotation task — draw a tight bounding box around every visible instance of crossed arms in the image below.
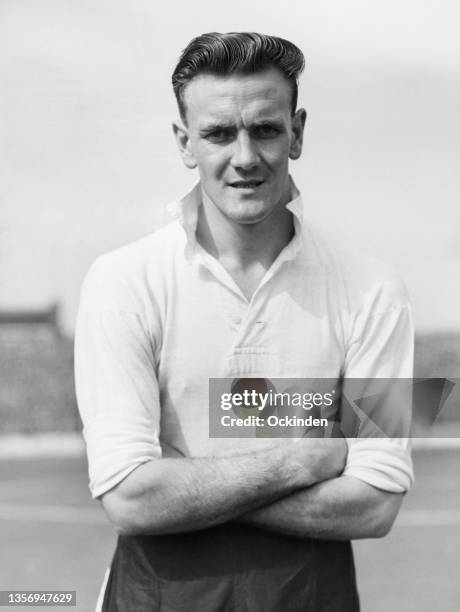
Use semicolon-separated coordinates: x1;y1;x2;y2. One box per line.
101;438;404;540
77;259;411;543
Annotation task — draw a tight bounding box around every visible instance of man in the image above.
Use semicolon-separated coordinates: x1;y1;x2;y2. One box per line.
75;32;414;611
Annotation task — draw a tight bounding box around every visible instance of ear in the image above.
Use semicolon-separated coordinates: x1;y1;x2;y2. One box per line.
289;108;307;161
172;120;197;169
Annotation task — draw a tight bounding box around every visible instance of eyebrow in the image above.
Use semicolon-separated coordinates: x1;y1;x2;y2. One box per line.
198;117;285;135
251;118;285;128
198;122;235;135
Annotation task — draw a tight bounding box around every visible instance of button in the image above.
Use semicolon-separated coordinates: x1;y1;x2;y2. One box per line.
233;317;242;325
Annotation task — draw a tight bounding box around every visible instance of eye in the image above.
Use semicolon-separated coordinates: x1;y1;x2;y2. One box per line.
204;128;234;143
252;124;279;139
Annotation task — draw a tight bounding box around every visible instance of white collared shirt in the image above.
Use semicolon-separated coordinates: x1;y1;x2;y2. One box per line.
75;180;414;499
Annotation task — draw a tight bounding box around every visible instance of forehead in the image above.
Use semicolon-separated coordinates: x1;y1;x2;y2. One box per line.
182;67;292;126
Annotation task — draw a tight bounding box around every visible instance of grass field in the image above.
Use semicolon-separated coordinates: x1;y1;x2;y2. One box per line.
1;450;459;612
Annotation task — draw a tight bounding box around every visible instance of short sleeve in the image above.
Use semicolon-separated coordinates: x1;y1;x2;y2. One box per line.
341;273;415;493
74;259;162;499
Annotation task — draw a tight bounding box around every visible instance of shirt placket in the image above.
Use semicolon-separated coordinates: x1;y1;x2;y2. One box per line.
193;246;251;337
192;253;293;380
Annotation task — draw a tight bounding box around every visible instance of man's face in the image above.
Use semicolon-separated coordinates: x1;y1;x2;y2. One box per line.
174;67;306;224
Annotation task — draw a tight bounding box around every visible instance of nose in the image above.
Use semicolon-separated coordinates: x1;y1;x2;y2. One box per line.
231;131;259;171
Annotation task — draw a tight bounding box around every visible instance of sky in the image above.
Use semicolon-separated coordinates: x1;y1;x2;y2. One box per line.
1;0;459;332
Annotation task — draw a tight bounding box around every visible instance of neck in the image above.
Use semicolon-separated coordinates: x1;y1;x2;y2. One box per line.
196;188;295;270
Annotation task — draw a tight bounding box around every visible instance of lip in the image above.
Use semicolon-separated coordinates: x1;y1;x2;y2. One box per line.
228;180;265;189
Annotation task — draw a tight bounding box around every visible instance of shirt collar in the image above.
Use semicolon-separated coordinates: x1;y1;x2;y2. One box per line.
167;177;304;260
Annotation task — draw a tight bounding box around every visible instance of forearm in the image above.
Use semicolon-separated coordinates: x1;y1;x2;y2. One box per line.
238;475;404;540
102;443;321;536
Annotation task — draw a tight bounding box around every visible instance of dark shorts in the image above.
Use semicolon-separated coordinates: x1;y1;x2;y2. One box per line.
102;524;359;612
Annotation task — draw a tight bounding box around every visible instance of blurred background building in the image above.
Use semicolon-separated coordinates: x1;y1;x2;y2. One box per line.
0;303;78;432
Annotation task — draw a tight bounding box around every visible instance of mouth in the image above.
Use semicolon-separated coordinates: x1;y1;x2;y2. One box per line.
228;180;265;189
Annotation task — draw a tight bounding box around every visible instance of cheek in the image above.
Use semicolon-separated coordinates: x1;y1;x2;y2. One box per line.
259;141;291;168
195;149;228;180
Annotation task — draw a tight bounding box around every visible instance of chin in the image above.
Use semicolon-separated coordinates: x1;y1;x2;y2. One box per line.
227;203;270;225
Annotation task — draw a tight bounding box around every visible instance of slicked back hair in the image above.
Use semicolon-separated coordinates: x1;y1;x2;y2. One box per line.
172;32;305;123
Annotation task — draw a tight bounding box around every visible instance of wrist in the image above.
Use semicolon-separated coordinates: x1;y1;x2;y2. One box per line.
274;442;317;490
